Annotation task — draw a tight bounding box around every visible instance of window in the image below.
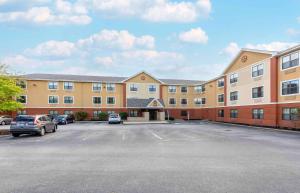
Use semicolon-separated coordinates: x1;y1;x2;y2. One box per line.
168;86;176;93
92;83;102;91
282;80;299;95
252;109;264;119
181;110;188;116
93;111;101;117
194;85;205;93
218;94;224;103
218;79;224;87
252;64;264;77
148;85;156;92
230;73;238;84
64;110;73;115
64;96;74;104
169;98;176;105
17;110;26;115
107;97;115;105
252;86;264;98
49;110;58;115
129;110;139;117
16;80;27;89
230;109;238;118
107;111;115;115
218;109;224;117
230;91;238;101
49;96;58;104
181;86;188;93
194;98;202;105
282;52;299;70
17;95;26;104
130;84;138;92
106;83;115;92
181;98;187;105
201;98;206;105
64;82;74;90
282;108;299;120
48;82;58;90
93;97;101;104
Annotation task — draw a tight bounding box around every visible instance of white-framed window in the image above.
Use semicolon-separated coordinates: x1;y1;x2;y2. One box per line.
16;80;27;89
17;110;27;115
252;86;264;98
194;98;202;105
194;85;205;93
64;82;74;90
17;95;27;104
230;109;238;118
129;110;139;117
181;98;188;105
48;82;58;90
252;109;264;119
282;108;299;120
282;52;299;70
106;83;115;92
49;96;59;104
218;94;224;103
168;86;176;93
92;83;102;91
181;86;188;93
218;79;224;87
230;91;238;101
64;110;73;115
282;80;299;95
130;84;138;92
169;98;176;105
252;64;264;77
93;111;101;117
201;98;206;105
49;110;58;115
64;96;74;104
93;97;101;104
230;73;238;84
107;97;115;105
148;85;156;92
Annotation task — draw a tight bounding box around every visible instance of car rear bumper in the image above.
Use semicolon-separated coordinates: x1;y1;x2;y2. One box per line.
10;127;40;134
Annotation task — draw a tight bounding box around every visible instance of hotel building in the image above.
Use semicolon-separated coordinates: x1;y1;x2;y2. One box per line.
11;44;300;128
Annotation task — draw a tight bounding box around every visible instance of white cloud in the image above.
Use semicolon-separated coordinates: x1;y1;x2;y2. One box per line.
0;1;91;25
25;40;76;58
221;42;240;58
178;27;208;44
286;28;300;36
77;29;155;50
245;42;298;52
95;56;114;67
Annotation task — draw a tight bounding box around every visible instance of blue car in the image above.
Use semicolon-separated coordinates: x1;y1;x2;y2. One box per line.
54;115;74;125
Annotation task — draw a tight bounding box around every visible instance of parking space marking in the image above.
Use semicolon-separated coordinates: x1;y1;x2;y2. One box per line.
122;132;126;141
151;131;163;140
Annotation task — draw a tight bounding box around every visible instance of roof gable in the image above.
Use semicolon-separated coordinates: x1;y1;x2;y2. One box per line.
223;49;275;74
122;71;163;84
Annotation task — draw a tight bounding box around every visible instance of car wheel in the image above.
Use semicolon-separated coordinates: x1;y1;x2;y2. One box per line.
39;127;45;136
1;121;5;125
12;133;19;137
52;125;57;133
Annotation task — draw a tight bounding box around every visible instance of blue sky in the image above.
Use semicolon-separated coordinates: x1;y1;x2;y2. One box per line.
0;0;300;80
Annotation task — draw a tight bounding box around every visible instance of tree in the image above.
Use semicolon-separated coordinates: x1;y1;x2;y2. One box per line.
0;64;24;112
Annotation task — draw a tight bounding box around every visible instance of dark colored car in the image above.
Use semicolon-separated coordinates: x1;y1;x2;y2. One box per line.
10;115;57;137
54;114;74;125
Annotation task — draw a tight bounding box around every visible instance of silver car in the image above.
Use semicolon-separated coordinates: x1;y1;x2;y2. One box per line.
10;115;57;137
108;114;122;124
0;115;13;125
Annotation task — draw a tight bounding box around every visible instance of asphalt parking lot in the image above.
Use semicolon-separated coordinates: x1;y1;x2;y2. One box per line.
0;122;300;193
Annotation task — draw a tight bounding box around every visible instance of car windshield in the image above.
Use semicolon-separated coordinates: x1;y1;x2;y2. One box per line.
16;116;35;122
58;115;67;118
110;114;119;118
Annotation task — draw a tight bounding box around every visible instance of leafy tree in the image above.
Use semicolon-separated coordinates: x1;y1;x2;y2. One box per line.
0;64;24;112
74;111;88;121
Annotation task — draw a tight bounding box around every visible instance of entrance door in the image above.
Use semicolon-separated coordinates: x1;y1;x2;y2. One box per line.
149;110;157;121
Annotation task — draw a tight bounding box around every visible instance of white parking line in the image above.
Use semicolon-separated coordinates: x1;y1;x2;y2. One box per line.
122;132;126;141
151;131;163;140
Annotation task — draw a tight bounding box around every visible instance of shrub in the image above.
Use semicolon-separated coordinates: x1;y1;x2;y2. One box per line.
74;111;88;121
119;112;128;120
98;112;108;121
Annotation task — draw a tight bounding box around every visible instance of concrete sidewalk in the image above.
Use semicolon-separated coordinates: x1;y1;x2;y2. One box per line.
123;121;169;125
0;126;10;135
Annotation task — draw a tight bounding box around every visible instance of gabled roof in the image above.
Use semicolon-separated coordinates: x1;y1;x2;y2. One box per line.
127;98;165;108
222;48;277;74
121;71;164;84
277;44;300;56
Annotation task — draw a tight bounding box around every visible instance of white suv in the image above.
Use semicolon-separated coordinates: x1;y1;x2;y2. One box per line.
108;114;122;124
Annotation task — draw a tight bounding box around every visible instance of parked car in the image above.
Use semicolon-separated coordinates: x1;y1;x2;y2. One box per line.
0;115;13;125
10;115;57;137
54;114;74;125
108;113;122;124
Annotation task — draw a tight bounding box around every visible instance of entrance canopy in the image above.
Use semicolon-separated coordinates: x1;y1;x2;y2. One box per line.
127;98;165;109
